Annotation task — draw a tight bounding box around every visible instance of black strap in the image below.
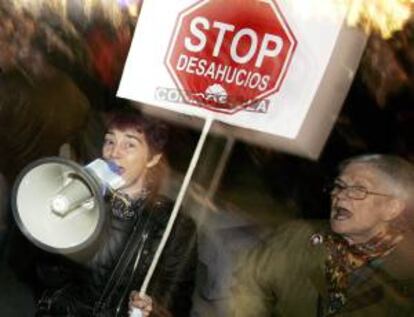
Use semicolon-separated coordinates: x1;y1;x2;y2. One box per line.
93;201;154;315
114;229;150;316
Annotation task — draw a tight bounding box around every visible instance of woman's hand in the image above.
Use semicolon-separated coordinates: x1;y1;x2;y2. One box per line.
129;291;153;317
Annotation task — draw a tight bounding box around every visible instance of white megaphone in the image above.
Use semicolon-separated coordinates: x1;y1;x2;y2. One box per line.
12;157;125;254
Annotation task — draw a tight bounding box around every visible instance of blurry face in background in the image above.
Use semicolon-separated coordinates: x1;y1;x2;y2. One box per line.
102;126;160;198
330;163;400;244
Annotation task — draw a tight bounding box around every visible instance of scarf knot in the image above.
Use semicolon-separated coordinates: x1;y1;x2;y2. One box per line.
321;230;403;315
110;189;150;220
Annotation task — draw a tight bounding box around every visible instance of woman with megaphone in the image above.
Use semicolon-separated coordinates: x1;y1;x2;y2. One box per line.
34;106;197;316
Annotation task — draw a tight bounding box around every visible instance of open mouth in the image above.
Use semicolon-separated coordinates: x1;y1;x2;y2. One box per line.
331;206;352;221
109;161;125;175
117;166;125;175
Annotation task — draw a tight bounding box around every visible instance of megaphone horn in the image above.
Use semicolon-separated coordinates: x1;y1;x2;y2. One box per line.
12;157;124;254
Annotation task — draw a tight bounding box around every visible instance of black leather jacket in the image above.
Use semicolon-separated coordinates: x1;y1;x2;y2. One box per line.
36;195;197;317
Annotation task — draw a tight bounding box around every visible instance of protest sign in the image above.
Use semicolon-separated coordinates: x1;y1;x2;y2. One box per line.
118;0;366;158
117;1;367;299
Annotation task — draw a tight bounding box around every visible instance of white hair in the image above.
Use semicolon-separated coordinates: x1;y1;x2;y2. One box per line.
339;154;414;206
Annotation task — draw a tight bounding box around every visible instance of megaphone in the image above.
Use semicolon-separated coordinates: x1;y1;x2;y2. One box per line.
12;157;125;254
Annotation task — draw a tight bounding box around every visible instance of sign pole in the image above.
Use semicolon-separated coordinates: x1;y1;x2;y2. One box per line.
139;114;215;294
206;136;235;201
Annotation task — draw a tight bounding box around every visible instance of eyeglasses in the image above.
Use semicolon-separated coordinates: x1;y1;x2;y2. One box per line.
325;179;393;200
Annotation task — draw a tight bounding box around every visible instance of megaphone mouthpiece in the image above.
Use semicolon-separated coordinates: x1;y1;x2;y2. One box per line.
85;159;125;192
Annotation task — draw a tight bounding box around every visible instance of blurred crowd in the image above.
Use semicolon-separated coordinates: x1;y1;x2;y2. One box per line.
0;1;413;316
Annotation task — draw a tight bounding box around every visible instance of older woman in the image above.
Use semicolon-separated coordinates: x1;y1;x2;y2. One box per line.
231;154;414;317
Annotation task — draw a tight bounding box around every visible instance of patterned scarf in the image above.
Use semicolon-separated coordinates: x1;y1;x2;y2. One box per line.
110;189;150;220
323;230;403;315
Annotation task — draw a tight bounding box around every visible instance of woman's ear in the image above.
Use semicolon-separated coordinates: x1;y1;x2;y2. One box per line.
146;153;162;168
383;198;406;222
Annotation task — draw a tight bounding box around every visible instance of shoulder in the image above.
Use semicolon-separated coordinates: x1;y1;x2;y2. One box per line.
146;195;196;234
239;220;327;275
266;219;327;248
148;195;174;212
149;195;193;223
145;195;173;223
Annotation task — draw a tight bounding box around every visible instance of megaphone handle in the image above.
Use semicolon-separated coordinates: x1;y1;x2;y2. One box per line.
129;307;143;317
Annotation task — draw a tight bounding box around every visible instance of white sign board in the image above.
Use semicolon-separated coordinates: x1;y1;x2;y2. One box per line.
118;0;366;159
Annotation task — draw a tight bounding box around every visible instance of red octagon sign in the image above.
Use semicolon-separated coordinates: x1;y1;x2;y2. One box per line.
165;0;297;114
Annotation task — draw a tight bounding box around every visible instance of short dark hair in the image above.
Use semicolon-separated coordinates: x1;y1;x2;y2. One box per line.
104;107;169;156
339;154;414;203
